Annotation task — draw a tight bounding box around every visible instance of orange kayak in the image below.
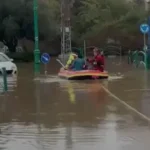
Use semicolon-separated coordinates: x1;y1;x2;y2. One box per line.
58;68;109;80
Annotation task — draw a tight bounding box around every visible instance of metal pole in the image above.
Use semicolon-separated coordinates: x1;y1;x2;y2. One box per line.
120;46;122;64
33;0;40;74
62;28;65;64
145;0;149;11
84;40;86;64
35;79;44;149
1;68;7;132
2;68;8;92
61;0;72;64
144;33;146;51
61;0;65;64
44;64;47;76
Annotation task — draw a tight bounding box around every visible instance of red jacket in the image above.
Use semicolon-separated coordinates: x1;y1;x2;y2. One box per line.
88;54;104;71
101;55;104;65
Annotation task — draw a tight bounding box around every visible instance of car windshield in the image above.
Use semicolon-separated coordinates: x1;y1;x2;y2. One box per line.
0;54;9;62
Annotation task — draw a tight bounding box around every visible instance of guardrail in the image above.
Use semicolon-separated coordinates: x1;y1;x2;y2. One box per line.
128;50;150;70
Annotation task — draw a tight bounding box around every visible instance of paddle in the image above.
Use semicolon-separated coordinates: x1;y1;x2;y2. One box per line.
56;59;66;68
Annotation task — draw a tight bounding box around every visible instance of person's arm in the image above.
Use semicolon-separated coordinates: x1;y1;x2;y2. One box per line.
65;55;74;68
96;55;104;65
70;60;76;69
82;59;86;69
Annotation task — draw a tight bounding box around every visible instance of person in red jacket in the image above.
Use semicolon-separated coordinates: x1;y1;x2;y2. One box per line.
100;50;105;66
87;48;104;72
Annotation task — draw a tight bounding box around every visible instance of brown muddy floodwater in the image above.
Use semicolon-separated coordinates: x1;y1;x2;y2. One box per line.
0;57;150;150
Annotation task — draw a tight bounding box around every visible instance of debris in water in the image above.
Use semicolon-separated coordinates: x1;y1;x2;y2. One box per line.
34;75;68;83
108;74;124;81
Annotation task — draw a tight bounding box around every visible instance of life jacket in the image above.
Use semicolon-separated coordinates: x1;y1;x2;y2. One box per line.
65;53;77;68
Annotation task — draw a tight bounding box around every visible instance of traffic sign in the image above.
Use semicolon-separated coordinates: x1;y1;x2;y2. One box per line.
41;53;50;64
140;24;149;34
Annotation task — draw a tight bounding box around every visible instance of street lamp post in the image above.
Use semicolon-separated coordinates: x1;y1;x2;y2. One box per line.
33;0;40;74
145;0;150;11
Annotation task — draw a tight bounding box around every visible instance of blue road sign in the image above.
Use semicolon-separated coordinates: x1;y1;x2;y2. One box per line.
41;53;50;64
140;24;149;34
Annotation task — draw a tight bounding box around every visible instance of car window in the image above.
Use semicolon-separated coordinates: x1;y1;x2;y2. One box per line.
0;54;9;62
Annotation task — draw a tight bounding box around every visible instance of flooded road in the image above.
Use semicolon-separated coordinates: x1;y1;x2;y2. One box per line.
0;57;150;150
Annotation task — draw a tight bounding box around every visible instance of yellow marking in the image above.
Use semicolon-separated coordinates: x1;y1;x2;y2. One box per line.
101;85;150;122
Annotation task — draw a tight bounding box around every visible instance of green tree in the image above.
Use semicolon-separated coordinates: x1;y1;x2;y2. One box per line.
0;0;60;52
38;0;60;41
72;0;147;46
0;0;148;52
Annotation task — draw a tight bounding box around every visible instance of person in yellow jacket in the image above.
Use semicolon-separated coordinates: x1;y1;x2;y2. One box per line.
65;52;78;69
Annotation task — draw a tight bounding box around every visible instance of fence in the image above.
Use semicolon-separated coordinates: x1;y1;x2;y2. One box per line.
128;50;150;70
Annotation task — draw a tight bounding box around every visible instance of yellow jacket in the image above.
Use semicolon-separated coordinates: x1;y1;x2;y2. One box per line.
65;53;76;68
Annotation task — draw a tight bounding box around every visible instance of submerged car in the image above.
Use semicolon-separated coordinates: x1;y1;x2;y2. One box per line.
0;52;17;75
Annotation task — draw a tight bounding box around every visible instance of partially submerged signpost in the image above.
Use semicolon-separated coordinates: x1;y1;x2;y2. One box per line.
41;53;50;75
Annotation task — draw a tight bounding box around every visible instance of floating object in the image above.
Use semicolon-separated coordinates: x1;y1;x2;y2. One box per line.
58;68;108;80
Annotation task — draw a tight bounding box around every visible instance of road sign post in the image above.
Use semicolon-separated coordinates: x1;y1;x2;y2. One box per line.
140;23;149;70
140;24;149;50
41;53;50;75
33;0;40;75
2;68;8;92
144;33;146;49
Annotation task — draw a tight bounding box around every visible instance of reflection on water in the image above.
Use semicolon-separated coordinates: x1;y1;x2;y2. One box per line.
108;75;124;81
0;76;17;93
141;71;150;117
66;83;76;104
0;59;150;150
